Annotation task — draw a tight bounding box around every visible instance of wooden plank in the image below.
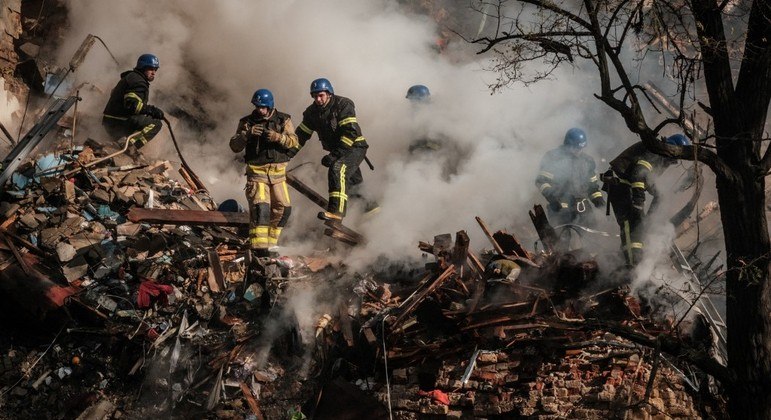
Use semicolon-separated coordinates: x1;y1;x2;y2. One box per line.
240;382;265;420
323;220;363;243
493;230;534;261
338;303;354;347
529;204;558;252
286;173;328;209
127;208;249;226
324;228;358;246
475;216;505;255
207;250;226;291
391;264;455;330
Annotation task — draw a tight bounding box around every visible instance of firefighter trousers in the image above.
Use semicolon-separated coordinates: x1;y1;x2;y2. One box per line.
327;147;366;216
607;181;644;266
245;163;291;250
102;114;163;148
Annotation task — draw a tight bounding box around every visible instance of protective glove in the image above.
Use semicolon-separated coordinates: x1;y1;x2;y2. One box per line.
250;124;265;137
265;129;282;143
591;196;606;209
145;105;164;120
321;154;336;167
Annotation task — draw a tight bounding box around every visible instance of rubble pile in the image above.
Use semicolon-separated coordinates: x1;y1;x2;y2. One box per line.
0;126;722;419
314;227;723;419
0;131;330;419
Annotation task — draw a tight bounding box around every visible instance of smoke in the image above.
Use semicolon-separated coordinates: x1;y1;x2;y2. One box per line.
52;1;722;277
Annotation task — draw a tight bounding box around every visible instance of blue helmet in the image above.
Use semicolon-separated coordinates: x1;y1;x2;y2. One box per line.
563;128;587;148
666;133;690;146
251;89;274;108
310;78;334;95
136;53;160;70
406;85;431;101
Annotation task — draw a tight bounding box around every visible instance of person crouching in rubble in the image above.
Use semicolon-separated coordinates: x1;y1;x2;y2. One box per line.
295;78;377;222
229;89;299;258
602;134;690;267
535;128;605;227
102;53;165;155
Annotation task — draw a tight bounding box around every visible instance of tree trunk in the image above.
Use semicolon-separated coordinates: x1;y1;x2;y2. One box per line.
716;172;771;419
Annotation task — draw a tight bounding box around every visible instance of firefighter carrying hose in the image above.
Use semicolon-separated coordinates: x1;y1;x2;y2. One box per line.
603;134;690;267
230;89;299;258
102;53;165;154
294;78;375;222
535;128;605;227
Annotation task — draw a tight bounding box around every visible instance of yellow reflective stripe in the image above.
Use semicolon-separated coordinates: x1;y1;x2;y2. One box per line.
354;136;365;142
247;165;286;175
142;124;155;134
631;182;645;189
338;117;357;126
258;183;266;201
282;181;290;205
630;242;644;249
589;175;598;182
636;160;652;171
124;92;144;113
340;136;354;146
591;191;603;199
539;171;554;179
560;203;568;208
329;192;349;199
298;123;313;135
339;164;347;213
539;183;552;193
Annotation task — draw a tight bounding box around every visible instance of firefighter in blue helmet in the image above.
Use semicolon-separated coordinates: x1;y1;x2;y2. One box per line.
230;89;299;257
102;54;164;153
406;84;431;102
535;128;605;227
603;134;690;267
295;78;372;222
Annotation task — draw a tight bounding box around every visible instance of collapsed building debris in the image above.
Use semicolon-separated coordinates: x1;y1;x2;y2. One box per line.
0;115;726;418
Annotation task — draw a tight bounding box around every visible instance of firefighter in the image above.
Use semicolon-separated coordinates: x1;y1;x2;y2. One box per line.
535;128;605;227
406;84;441;154
604;134;690;267
295;78;371;221
102;53;164;153
230;89;299;257
406;84;431;102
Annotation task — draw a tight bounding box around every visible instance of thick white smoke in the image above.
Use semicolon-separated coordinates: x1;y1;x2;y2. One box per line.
51;0;715;275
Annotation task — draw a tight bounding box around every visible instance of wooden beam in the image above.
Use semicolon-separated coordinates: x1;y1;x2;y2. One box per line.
127;208;249;226
286;173;328;209
391;264;455;330
475;216;505;255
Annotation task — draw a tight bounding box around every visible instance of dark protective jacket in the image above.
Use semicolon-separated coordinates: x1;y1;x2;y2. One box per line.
295;95;368;155
232;109;298;166
609;142;665;211
103;69;151;119
535;145;603;207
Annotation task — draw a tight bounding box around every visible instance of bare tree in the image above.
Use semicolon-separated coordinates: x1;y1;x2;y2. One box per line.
467;0;771;417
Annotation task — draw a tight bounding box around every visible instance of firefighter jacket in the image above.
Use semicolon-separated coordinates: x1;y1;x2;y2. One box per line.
609;142;664;211
103;69;152;119
230;109;299;168
535;145;603;208
295;95;368;156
